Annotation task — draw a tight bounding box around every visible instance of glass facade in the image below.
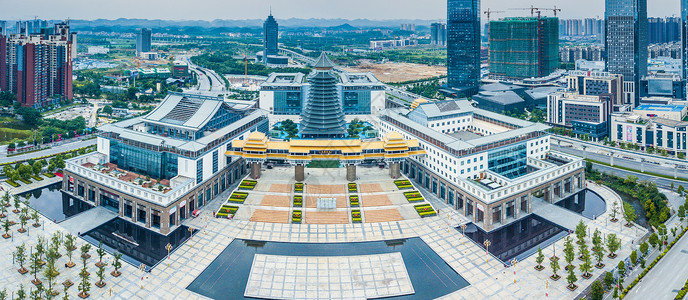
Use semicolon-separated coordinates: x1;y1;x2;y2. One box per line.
342;90;371;114
447;0;481;96
606;0;647;106
488;142;528;179
110;140;178;180
196;159;203;184
272;89;303;115
212;151;218;174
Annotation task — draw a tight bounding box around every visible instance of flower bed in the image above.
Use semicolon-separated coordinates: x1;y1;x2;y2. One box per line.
6;180;19;187
293;195;303;207
228;192;249;203
294;182;303;193
351;209;362;223
394;180;413;189
349;195;359;207
348;183;357;192
239;180;257;190
43;172;56;178
403;191;424;202
413;204;437;217
292;210;302;223
216;205;239;218
31;175;43;181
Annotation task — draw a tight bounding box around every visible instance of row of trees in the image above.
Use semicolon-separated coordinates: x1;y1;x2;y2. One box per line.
535;221;622;292
586;162;670;227
2;153;68;180
2;191;123;299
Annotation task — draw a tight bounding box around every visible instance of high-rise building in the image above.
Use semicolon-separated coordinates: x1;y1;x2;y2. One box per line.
400;24;416;32
15;19;47;35
683;0;688;81
447;0;481;97
488;17;559;79
431;23;447;46
0;21;74;108
263;13;279;62
300;53;346;139
605;0;647;106
0;21;6;36
136;28;152;55
648;17;681;44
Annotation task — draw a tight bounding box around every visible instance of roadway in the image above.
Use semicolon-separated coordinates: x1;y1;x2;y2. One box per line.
552;144;688;181
625;222;688;300
0;138;96;165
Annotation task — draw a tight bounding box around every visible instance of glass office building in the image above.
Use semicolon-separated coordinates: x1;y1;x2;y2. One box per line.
447;0;481;97
605;0;647;106
488;142;528;179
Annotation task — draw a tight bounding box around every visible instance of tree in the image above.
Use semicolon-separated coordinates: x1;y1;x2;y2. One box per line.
0;289;6;300
610;201;619;221
50;232;62;258
630;250;638;266
613;287;619;299
16;284;26;300
649;233;659;248
111;252;123;277
31;161;43;176
81;243;92;263
36;236;46;263
16;107;42;126
564;236;576;270
78;266;91;298
550;255;560;279
15;243;28;274
2;218;10;239
535;246;545;270
566;266;578;289
95;263;106;288
590;280;604;300
29;250;43;285
102;105;113;116
606;234;620;258
623;201;637;226
575;220;587;242
31;209;40;228
64;234;76;268
580;246;593;278
639;242;649;255
44;248;59;298
617;261;626;277
679;205;686;223
96;241;106;267
18;206;28;233
604;271;614;289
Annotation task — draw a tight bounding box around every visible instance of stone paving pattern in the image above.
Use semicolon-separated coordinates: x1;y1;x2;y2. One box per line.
245;253;414;299
0;167;649;299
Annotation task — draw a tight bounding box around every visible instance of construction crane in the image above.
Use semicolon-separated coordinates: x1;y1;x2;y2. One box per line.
540;6;562;17
484;8;506;22
509;5;539;18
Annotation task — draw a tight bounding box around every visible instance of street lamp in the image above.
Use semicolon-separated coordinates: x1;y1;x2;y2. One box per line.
461;224;467;245
511;258;519;283
484;240;491;262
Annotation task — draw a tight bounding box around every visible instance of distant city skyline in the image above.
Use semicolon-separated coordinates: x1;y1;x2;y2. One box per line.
0;0;682;22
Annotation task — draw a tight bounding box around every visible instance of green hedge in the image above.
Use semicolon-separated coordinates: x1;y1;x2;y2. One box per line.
42;172;55;178
31;175;43;181
19;178;31;184
6;180;19;187
621;226;688;298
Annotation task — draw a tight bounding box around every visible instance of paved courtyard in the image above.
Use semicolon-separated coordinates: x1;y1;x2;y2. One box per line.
0;166;649;299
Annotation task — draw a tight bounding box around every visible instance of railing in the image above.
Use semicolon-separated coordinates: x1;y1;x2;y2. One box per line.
65;153;196;207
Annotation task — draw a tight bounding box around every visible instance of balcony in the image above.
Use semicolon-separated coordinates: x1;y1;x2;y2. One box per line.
65;152;195;207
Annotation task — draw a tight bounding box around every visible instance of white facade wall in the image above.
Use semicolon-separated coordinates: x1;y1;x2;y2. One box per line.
427;116;474;134
370;90;386;115
259;91;274;113
96;137;110;160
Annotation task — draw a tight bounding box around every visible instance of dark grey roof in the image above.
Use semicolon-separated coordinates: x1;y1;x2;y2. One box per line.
474;91;525;105
313;52;335;69
480;82;526;92
143;93;226;130
525;87;562;100
414;100;474;118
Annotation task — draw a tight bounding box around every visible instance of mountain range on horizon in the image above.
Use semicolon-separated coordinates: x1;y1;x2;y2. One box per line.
6;18;446;30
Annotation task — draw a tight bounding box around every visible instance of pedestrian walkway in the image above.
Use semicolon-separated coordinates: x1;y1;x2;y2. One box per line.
59;206;118;234
0;176;61;195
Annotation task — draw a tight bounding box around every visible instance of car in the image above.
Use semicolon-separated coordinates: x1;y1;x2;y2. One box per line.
192;209;201;218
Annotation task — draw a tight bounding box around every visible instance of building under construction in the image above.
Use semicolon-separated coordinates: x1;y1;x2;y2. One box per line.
489;17;559;79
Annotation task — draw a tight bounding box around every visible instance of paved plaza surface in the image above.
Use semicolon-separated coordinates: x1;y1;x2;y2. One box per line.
245;253;414;299
0;167;649;299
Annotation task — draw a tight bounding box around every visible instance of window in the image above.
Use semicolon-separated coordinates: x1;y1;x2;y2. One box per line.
212;151;219;173
196;159;203;184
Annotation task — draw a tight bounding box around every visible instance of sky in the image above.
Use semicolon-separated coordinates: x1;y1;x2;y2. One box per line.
0;0;681;21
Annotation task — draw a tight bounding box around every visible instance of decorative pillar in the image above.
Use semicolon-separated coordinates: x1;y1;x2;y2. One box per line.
515;199;521;219
295;164;305;182
118;198;124;218
132;202;138;223
250;162;261;179
346;164;356;182
161;209;170;234
528;193;532;213
390;162;401;179
145;206;152;228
